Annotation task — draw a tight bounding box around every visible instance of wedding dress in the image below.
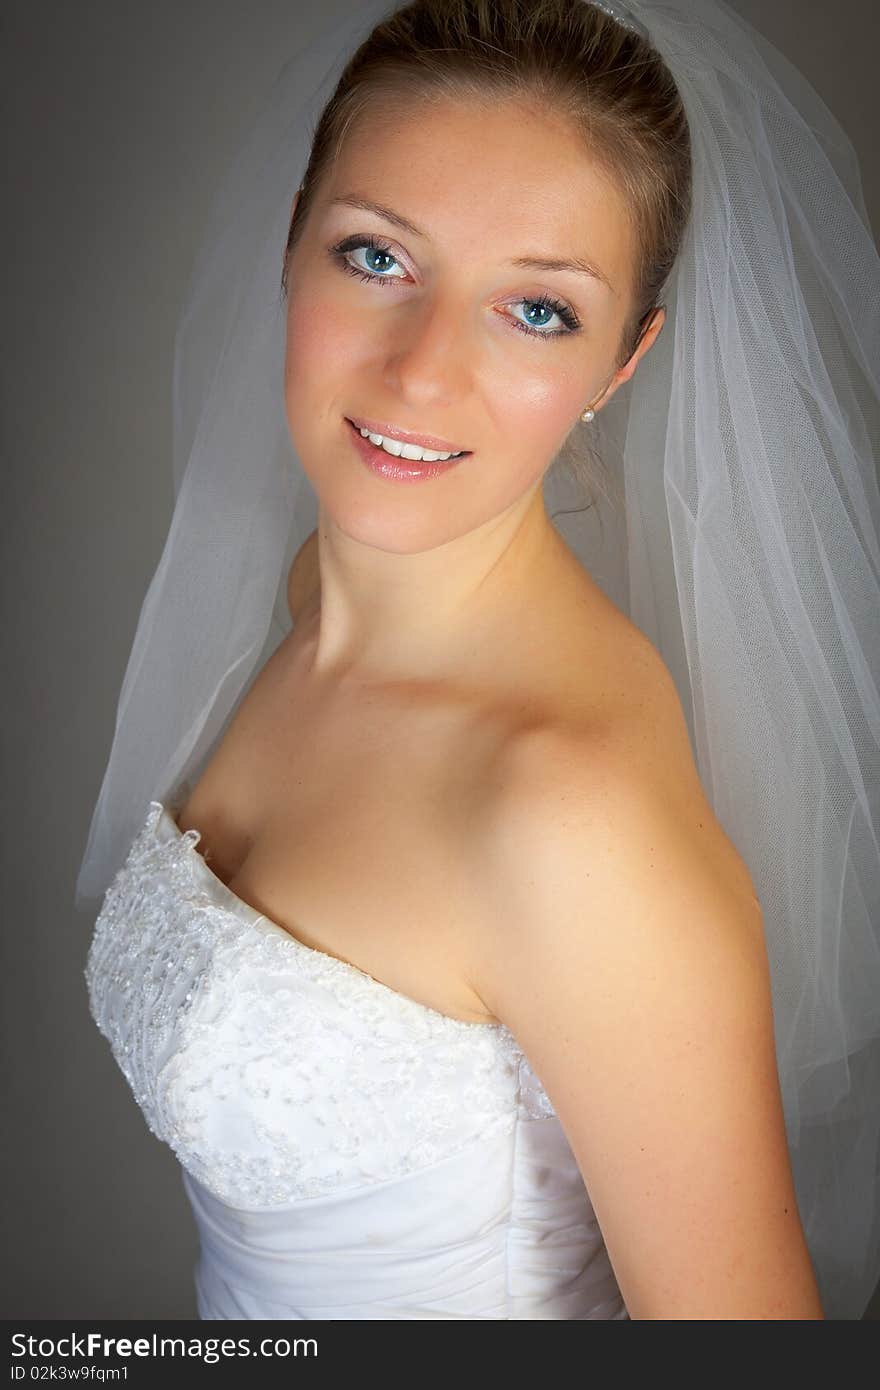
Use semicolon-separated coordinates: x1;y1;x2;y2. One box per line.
85;797;629;1320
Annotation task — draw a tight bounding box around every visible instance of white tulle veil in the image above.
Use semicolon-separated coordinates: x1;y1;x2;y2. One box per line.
75;0;880;1318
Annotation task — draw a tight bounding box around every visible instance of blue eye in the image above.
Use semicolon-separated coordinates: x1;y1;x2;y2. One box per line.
511;296;581;337
333;235;407;282
328;235;581;340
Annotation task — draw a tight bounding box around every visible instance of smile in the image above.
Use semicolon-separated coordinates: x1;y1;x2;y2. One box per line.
345;418;468;483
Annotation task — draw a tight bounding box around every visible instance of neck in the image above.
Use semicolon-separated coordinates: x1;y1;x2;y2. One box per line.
300;482;567;690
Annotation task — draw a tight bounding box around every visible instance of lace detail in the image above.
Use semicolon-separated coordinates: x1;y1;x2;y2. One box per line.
85;801;557;1209
517;1051;558;1121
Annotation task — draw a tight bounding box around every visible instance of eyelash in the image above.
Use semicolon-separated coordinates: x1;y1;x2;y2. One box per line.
327;234;582;340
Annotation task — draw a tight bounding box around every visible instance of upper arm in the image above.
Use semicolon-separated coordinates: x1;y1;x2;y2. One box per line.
470;726;823;1319
287;528;320;624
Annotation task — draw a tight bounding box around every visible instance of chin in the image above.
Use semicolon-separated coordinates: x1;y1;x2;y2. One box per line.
316;486;466;555
315;468;494;554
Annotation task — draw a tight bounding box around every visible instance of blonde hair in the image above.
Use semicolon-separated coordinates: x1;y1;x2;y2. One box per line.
282;0;692;513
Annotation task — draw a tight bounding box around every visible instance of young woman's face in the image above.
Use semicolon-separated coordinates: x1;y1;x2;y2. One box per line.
283;95;658;552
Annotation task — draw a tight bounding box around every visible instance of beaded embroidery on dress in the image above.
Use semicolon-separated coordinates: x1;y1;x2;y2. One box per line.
85;800;627;1319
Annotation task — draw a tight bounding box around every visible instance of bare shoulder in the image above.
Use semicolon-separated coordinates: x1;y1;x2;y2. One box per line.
488;634;761;924
467;634;766;1028
464;639;822;1318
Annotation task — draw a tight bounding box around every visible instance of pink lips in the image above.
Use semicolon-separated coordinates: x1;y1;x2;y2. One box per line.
347;415;469;455
345;418;467;483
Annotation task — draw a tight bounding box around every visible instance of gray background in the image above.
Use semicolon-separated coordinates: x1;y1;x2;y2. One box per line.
3;0;878;1319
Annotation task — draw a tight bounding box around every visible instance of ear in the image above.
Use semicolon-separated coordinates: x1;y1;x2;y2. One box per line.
621;305;666;382
593;306;666;412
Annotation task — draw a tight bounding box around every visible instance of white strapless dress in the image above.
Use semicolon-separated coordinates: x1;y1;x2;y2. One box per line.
85;800;628;1320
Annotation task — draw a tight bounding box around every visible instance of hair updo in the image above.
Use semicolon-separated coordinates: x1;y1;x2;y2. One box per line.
282;0;692;509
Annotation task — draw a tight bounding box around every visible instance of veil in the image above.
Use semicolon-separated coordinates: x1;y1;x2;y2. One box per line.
74;0;880;1319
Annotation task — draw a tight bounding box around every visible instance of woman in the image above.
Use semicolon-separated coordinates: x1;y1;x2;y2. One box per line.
81;0;880;1319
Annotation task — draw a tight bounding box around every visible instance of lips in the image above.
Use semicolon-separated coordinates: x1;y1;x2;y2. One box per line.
345;416;471;456
345;417;467;482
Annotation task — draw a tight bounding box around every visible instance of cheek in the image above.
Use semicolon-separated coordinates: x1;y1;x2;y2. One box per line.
283;286;360;461
454;373;583;526
285;285;359;388
490;372;585;486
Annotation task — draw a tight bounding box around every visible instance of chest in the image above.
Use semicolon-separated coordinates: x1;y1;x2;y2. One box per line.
85;800;537;1212
174;634;517;1026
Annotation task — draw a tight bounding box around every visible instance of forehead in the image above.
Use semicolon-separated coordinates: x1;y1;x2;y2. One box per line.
323;94;634;296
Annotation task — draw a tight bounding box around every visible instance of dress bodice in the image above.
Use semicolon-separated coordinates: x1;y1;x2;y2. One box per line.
85;799;628;1319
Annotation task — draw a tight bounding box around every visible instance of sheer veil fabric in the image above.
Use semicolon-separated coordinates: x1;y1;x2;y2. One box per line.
75;0;880;1318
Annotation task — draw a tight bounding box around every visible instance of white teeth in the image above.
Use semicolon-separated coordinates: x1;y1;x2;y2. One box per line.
358;427;462;462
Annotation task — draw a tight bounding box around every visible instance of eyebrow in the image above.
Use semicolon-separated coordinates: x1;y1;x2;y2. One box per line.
328;194;616;295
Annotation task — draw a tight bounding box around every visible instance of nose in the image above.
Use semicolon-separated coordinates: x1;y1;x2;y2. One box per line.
381;290;473;410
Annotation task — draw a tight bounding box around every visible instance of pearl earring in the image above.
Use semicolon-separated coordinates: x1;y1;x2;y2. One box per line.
580;406;595;422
